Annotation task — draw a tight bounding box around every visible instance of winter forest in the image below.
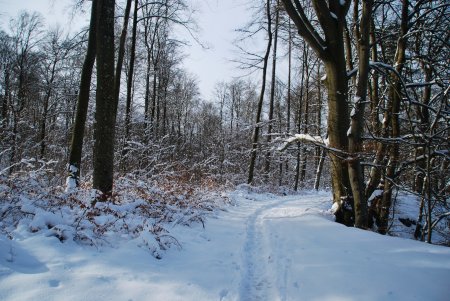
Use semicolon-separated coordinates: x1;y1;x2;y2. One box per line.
0;0;449;300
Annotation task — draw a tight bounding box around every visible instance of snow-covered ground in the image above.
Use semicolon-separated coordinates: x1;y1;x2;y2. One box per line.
1;187;450;301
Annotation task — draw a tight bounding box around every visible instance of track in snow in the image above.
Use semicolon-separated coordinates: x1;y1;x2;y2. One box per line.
237;194;330;301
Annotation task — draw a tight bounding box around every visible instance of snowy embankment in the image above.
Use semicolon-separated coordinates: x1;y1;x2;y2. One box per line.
1;186;450;301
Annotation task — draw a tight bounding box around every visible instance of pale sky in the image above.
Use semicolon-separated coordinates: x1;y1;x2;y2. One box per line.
0;0;255;101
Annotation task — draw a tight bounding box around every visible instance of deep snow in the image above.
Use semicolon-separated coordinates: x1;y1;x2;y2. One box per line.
1;188;450;301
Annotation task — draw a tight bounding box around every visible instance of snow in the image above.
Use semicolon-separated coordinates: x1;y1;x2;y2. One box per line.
65;165;78;192
64;177;77;192
1;189;450;300
68;165;78;174
331;200;340;214
279;134;327;151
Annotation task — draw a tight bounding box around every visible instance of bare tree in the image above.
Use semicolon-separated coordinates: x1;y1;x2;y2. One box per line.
38;27;71;159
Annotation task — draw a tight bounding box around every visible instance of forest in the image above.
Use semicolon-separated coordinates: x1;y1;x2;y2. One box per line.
1;0;449;250
1;0;450;299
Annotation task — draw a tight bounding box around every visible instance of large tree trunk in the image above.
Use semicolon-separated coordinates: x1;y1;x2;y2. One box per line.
67;0;97;189
93;0;116;195
281;0;353;224
320;11;352;223
324;59;352;225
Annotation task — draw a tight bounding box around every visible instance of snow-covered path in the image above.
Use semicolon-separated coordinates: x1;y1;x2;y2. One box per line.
237;193;330;301
1;189;450;300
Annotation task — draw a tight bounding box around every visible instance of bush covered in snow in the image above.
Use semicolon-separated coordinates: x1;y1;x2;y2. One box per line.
0;169;229;259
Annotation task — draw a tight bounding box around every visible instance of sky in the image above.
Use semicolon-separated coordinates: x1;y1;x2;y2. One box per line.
0;0;255;101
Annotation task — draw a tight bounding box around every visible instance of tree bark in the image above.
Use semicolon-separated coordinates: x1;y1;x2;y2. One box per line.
122;0;138;164
314;149;326;190
67;0;97;189
293;47;305;191
248;0;273;185
378;0;409;234
281;0;353;224
1;69;10;128
39;86;51;159
264;0;280;176
113;0;132;117
93;0;116;195
286;19;292;135
347;0;373;229
300;54;310;183
315;63;322;169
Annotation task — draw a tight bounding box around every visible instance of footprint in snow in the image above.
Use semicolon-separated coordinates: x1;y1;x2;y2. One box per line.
48;279;60;287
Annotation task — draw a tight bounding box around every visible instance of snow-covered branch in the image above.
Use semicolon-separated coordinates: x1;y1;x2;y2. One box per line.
278;134;328;152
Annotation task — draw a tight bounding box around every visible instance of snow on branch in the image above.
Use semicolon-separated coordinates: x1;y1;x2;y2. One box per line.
431;212;450;230
278;134;328;152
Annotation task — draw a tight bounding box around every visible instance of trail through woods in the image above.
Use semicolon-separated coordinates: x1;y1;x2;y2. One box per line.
1;188;450;300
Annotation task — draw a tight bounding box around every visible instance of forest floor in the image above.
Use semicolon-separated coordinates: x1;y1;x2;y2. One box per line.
1;186;450;300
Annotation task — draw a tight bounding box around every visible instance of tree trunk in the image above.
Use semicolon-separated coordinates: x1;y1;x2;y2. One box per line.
300;54;310;183
39;88;51;159
293;48;305;191
122;0;138;165
264;0;279;176
93;0;116;195
369;18;380;135
314;149;326;190
113;0;132;116
144;56;151;138
347;0;373;229
324;58;352;225
151;67;158;134
2;69;10;128
286;19;292;135
379;0;409;234
247;0;272;185
365;18;384;201
413;64;431;192
315;63;322;169
281;0;353;224
67;0;97;189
